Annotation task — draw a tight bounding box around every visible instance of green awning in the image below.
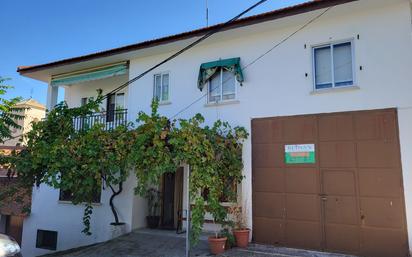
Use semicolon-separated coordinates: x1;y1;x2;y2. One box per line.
197;57;244;91
51;62;128;86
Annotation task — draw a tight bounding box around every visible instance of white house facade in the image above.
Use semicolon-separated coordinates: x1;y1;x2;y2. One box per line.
17;0;412;256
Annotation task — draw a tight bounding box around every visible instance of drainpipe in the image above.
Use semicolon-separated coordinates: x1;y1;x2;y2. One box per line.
185;166;191;257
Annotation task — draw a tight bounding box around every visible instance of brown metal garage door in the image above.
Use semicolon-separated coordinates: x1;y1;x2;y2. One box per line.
252;109;408;257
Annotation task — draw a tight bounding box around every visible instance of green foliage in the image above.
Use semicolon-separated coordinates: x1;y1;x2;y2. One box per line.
146;188;161;216
0;77;25;143
11;93;136;234
132;100;248;244
7;96;248;243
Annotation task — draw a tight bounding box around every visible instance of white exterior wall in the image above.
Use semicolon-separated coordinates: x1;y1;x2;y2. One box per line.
21;0;412;255
125;0;412;246
20;75;135;257
21;175;137;257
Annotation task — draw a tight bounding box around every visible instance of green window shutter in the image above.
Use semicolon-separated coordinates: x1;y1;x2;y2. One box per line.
197;57;244;91
51;62;128;87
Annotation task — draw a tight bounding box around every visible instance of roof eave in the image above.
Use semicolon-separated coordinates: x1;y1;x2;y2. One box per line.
17;0;357;74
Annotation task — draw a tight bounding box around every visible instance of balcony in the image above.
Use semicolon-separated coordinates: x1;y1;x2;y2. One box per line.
73;109;128;131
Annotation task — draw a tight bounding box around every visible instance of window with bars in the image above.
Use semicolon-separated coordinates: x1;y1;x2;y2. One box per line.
313;41;354;90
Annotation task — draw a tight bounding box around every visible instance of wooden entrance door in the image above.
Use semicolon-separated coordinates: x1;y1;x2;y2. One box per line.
251;109;408;257
162;173;175;229
5;215;24;245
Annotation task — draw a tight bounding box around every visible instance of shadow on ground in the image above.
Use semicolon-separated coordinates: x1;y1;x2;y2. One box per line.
42;229;356;257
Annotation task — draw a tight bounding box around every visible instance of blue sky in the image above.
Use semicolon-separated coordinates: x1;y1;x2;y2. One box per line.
0;0;306;104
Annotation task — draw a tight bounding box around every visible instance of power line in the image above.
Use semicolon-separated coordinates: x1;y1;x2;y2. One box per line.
170;6;332;120
102;0;269;101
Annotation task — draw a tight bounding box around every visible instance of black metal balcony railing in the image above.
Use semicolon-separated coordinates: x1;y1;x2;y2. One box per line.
73;109;128;131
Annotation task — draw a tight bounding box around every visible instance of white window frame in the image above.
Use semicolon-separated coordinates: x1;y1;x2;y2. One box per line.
153;72;170;103
312;39;355;91
207;68;237;104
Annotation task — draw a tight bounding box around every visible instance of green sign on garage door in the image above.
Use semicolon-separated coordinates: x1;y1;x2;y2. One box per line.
285;144;315;164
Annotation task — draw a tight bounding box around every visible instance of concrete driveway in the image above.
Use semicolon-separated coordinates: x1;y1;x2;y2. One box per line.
43;229;355;257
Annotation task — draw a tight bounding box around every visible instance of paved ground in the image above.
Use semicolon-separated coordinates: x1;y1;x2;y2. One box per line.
43;229;355;257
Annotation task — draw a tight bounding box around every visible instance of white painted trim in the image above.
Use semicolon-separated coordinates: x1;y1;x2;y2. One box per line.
311;38;356;91
206;69;239;104
153;71;170;103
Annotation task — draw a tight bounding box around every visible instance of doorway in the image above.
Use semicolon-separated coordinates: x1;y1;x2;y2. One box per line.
5;215;24;245
161;167;184;230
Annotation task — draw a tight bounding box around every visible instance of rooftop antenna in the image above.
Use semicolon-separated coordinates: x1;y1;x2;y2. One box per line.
29;87;33;99
206;0;209;27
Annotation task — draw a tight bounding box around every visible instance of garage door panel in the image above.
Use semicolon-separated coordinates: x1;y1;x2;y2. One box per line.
359;169;401;197
281;116;317;142
324;196;358;225
360;198;404;229
357;141;400;168
285;168;318;194
322;170;356;196
253;192;284;219
253;217;284;245
285;221;321;250
253;168;284;193
361;228;407;257
319;114;354;141
325;224;359;254
252;109;407;257
251;119;271;144
355;111;397;141
319;142;356;167
252;143;283;168
286;194;320;221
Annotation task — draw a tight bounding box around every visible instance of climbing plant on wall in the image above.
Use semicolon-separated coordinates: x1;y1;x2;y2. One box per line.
6;94;248;244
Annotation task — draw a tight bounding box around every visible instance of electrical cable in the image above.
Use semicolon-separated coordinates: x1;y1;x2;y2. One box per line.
101;0;269;101
170;6;332;119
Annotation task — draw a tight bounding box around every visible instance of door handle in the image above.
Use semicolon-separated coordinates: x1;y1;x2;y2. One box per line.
319;194;328;201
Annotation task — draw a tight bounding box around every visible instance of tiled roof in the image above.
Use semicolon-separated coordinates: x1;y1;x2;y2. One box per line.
17;0;356;74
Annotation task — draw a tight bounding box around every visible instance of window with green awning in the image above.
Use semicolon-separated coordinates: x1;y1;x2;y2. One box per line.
197;57;244;91
51;62;128;87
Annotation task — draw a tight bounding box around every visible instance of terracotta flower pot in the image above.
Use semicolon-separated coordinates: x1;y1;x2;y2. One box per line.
208;236;227;255
233;229;250;248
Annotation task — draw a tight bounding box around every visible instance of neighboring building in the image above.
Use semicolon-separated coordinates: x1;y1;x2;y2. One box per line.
16;0;412;256
0;99;45;247
2;98;46;147
0;146;31;247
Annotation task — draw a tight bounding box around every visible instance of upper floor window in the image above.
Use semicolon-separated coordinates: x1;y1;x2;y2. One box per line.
313;41;354;90
154;72;169;102
208;68;236;103
81;96;94;106
106;93;125;122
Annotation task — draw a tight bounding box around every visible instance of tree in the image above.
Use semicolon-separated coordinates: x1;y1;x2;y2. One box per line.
0;77;25;143
10;96;248;243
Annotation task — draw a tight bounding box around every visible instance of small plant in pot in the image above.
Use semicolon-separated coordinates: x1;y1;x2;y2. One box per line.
220;225;236;250
208;231;227;255
146;188;161;229
228;204;250;248
208;221;228;255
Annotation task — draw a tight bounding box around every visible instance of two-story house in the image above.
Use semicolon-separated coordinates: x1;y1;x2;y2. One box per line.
17;0;412;256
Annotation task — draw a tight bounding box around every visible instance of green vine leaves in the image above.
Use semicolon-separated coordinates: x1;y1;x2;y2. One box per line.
7;95;248;244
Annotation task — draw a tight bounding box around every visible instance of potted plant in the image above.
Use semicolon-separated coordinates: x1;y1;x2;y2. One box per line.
146;188;161;229
220;226;236;250
228;204;250;248
208;224;228;255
